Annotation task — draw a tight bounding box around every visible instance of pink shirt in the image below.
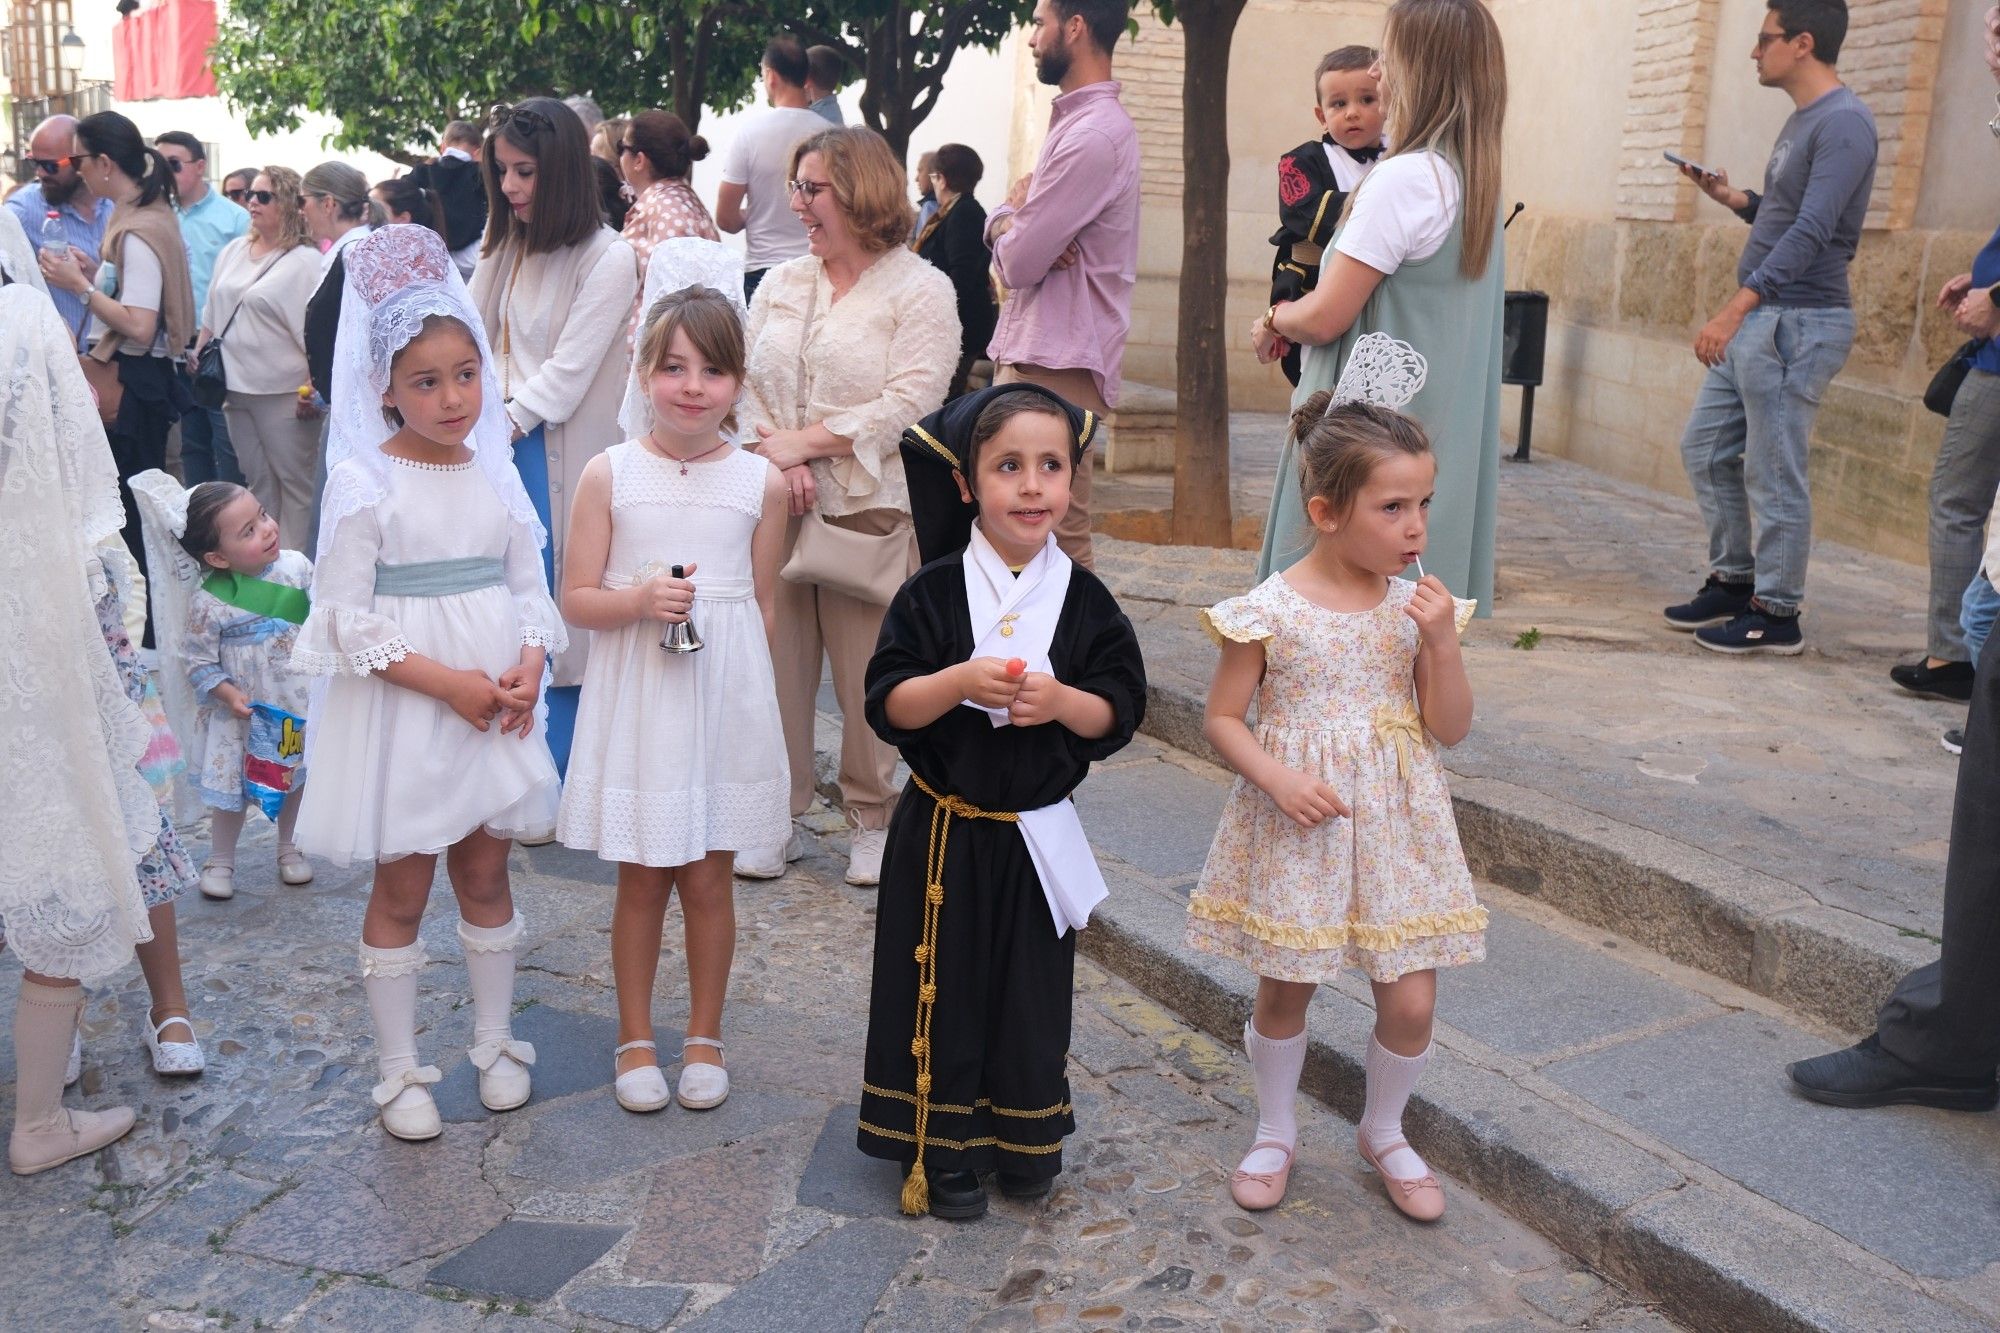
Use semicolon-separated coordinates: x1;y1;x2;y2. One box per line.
984;81;1140;409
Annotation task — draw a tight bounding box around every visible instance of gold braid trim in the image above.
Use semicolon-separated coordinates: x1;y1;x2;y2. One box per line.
1187;895;1489;953
860;1118;1066;1155
900;772;1020;1216
862;1081;1072;1119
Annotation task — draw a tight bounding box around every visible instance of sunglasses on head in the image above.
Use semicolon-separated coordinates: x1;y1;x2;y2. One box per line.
28;156;76;175
488;102;554;134
244;189;277;206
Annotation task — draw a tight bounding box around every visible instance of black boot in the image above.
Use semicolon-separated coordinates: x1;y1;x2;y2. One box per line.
1787;1034;1998;1111
923;1168;987;1220
997;1170;1052;1200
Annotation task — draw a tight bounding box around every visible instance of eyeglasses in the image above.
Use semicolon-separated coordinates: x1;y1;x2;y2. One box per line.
787;178;833;202
28;156;76;175
1754;29;1797;50
488;102;554;134
163;158;185;173
617;142;638;156
224;188;249;203
244;190;277;206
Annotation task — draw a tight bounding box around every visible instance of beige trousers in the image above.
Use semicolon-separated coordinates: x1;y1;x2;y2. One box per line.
771;508;913;832
225;390;322;552
994;362;1107;570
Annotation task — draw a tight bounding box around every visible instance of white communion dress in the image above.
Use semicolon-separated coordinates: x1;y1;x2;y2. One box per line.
292;456;566;865
557;441;791;867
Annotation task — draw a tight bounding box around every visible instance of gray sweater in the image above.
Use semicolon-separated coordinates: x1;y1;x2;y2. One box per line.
1733;85;1877;309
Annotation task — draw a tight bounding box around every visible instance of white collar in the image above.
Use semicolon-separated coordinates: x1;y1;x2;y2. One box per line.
962;527;1071;727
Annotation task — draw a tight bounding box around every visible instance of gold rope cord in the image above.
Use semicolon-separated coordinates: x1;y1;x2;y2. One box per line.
899;772;1019;1216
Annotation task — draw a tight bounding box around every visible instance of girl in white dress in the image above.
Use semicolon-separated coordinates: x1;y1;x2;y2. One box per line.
559;284;789;1114
132;473;316;902
291;225;566;1142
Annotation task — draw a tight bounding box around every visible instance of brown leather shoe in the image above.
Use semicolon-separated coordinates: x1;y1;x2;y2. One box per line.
1228;1140;1295;1211
1356;1131;1444;1223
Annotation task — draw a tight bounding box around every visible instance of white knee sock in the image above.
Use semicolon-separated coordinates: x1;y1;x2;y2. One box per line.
1239;1021;1308;1174
206;807;247;870
359;940;427;1088
12;980;84;1134
1360;1035;1432;1178
458;914;524;1047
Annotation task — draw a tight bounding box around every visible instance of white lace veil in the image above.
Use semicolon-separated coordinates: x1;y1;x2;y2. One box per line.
1328;332;1429;413
318;223;545;568
618;236;749;440
129;469;210;827
0;285;156;982
0;206;50;294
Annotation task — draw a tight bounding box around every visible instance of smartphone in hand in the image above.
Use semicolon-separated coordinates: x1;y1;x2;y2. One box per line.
1664;150;1716;178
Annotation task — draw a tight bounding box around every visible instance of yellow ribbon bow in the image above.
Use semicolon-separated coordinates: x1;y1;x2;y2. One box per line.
1373;703;1427;781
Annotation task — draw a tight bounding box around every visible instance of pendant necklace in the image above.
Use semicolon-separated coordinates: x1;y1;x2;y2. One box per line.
654;438;729;475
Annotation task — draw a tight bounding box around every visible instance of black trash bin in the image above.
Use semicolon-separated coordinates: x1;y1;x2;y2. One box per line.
1502;290;1548;460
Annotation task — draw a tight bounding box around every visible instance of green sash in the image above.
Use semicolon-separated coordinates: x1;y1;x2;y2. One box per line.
201;571;310;625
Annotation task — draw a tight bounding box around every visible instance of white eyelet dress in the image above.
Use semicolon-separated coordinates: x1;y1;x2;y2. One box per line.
291;457;566;866
557;442;791;867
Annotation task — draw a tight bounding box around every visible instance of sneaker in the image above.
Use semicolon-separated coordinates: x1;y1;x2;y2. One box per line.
1889;658;1974;702
735;827;805;880
846;827;887;886
1695;607;1803;656
1787;1033;1998;1111
1943;728;1965;756
1664;576;1753;630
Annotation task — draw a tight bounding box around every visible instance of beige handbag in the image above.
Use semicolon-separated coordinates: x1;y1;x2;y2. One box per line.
777;272;917;606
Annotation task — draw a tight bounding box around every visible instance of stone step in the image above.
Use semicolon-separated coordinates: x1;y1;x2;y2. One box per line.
1099;381;1178;475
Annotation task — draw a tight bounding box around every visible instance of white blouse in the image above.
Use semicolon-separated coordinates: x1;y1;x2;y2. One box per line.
738;246;959;518
1333;150;1463;276
203;238;324;396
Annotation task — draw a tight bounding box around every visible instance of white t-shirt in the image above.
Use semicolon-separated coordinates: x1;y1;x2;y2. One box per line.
1332;150;1462;276
91;235;170;356
721;106;830;270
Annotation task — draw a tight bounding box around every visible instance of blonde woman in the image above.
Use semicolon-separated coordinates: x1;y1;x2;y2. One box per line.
199;166;324;549
1250;0;1507;610
737;126;958;886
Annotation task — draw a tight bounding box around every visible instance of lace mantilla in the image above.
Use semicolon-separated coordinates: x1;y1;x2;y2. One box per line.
293;634;415;678
620;236;748;441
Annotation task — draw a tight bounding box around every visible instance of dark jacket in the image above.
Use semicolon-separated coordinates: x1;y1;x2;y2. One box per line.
411;155;489;254
304;253;342;403
1270;135;1352;308
916;193;997;367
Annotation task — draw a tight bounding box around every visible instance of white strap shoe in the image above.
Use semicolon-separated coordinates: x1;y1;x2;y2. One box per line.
277;847;314;886
146;1015;205;1077
676;1036;729;1110
468;1036;536;1112
613;1039;672;1113
198;866;235;901
371;1065;444;1141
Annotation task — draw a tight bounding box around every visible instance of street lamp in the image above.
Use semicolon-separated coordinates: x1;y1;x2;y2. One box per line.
59;28;85;76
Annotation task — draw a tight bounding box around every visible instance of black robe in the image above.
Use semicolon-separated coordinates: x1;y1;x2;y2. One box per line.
857;555;1146;1180
1270;135;1353;387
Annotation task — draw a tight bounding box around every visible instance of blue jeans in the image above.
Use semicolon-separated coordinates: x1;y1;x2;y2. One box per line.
178;402;243;487
1678;305;1855;615
1963;570;2000;668
511;424;578;776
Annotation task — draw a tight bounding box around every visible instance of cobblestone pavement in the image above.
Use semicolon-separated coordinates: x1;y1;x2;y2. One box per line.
2;810;1677;1332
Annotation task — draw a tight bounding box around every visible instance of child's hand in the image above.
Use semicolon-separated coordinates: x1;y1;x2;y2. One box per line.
959;656;1026;710
634;561;697;624
1266;765;1350;829
496;663;541;739
1406;575;1461;648
213;681;254;720
1007;671;1064;727
442;669;508;732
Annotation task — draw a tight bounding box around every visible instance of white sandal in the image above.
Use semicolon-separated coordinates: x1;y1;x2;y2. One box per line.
145;1015;205;1077
613;1039;672;1113
676;1036;729;1110
277;847;314;886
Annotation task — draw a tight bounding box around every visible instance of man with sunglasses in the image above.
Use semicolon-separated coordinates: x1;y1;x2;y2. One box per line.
155;131;248;486
4;114;113;346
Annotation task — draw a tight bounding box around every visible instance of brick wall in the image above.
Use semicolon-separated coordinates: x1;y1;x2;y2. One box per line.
1615;0;1722;222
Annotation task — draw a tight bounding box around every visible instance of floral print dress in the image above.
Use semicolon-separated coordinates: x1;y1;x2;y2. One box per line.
97;559;198;910
1185;574;1485;984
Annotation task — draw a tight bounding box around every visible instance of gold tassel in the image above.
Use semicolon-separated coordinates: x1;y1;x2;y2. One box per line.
900;1162;929;1215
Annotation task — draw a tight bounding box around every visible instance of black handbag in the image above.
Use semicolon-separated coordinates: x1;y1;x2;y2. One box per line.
1925;339;1984;418
193;250;286;411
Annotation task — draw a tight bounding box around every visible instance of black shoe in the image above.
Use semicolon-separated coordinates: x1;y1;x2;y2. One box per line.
1889;658;1974;701
1787;1034;1998;1111
1695;606;1803;656
1664;576;1754;630
1942;728;1965;756
997;1170;1053;1200
923;1168;987;1220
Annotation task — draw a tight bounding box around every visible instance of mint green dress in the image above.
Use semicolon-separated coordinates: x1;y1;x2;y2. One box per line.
1256;160;1505;617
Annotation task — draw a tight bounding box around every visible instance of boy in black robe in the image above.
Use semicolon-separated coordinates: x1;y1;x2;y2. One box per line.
1270;45;1386;385
858;385;1147;1220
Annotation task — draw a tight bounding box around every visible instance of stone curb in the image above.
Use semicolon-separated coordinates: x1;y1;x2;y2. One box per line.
1134;677;1934;1037
1075;868;1989;1333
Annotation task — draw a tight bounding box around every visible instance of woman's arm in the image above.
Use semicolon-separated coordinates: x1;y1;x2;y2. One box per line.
42;235;160;344
750;459;789;647
1263;252;1386;349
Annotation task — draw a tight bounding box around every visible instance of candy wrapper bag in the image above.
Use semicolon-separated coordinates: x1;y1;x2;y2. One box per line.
244;703;306;820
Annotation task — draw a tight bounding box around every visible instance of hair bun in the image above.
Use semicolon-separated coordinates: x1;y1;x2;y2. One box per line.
1289;389;1334;443
686;135;710;163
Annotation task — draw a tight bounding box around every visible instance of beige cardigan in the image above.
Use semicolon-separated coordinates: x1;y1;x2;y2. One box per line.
470;227;639;686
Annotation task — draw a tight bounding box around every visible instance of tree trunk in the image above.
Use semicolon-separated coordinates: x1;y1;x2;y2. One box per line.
1171;0;1246;548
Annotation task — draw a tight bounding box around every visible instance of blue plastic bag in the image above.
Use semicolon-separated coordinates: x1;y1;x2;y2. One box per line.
243;703;305;820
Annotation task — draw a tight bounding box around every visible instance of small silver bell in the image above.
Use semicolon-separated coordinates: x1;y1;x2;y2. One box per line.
659;563;703;654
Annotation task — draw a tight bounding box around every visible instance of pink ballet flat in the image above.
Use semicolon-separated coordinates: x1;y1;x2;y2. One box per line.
1356;1130;1445;1222
1228;1140;1295;1211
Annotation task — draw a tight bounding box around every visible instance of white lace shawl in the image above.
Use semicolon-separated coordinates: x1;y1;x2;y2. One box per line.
0;286;156;982
130;469;223;827
0;207;49;294
618;236;748;441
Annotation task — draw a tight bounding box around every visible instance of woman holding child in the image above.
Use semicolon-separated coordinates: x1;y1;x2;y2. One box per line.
1251;0;1508;614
